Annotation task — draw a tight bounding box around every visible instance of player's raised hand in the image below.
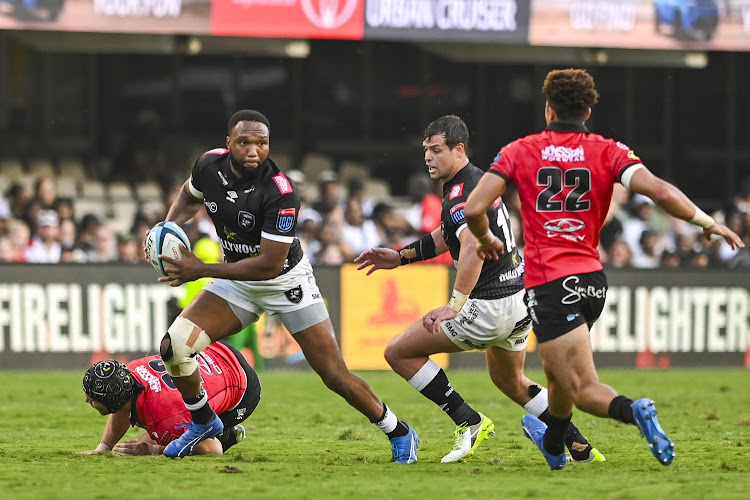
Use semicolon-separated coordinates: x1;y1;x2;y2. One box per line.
703;223;746;250
354;248;400;275
159;244;205;286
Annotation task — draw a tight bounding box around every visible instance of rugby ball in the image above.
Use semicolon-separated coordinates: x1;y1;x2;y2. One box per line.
145;221;191;277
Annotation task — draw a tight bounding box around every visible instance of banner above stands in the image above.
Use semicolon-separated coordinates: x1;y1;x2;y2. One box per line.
1;0;750;50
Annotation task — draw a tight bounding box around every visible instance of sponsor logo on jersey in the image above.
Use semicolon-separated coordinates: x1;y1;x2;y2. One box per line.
238;211;255;230
134;365;162;393
491;152;502;166
450;202;466;224
205;200;218;213
540;145;585;162
449;183;464;200
627;150;641;161
226;190;238;203
223;226;237;241
276;208;296;232
615;141;631;151
497;263;524;283
285;285;303;304
220;239;261;256
514;336;527;345
543;218;585;233
273;173;293;194
218;171;229;186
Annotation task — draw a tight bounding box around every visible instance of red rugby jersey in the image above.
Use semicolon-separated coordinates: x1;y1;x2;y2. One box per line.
127;342;247;446
489;122;641;288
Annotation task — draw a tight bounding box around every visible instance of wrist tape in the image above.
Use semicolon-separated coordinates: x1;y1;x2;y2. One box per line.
399;233;437;265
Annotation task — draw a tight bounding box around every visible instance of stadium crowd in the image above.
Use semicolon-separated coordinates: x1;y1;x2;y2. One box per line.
0;167;748;268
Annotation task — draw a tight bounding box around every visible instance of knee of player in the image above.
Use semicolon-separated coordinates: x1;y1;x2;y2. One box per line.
161;316;212;377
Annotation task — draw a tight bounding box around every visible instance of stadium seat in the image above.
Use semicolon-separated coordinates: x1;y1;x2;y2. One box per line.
363;179;391;202
55;178;79;199
108;182;133;201
0;159;25;181
110;200;139;230
58;158;87;181
28;158;55;178
338;161;369;185
74;198;109;219
136;181;163;202
301;153;334;183
81;180;107;200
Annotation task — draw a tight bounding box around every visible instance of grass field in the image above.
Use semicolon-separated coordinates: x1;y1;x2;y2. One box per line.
2;367;750;499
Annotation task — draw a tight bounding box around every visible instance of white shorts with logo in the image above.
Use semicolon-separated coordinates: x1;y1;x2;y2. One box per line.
203;256;328;333
440;289;531;352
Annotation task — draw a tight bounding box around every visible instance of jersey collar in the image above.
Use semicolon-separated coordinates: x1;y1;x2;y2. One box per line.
546;121;589;133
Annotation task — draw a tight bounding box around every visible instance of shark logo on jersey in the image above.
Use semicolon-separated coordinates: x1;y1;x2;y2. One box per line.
284;285;303;304
238;211;255;230
450;202;466;224
276;208;296;232
223;226;237;241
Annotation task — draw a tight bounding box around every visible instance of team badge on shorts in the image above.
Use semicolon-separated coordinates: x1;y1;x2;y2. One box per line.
285;285;303;304
276;208;296;232
238;211;255;230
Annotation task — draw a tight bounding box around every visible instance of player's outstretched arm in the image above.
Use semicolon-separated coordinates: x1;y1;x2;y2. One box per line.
628;167;745;250
355;227;448;275
80;406;131;454
354;247;400;275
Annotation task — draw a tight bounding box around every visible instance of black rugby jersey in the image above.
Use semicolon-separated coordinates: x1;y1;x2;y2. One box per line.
189;149;303;276
440;163;524;300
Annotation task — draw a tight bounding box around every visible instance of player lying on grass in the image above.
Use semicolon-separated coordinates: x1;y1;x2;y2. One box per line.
355;115;604;464
82;342;260;456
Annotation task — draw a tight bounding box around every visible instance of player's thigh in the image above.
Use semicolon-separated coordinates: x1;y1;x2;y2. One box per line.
180;289;243;340
486;345;527;383
538;324;598;395
388;319;462;359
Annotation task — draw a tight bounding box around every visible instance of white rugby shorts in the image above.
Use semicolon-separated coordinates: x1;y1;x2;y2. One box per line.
440;289;531;352
203;256;328;333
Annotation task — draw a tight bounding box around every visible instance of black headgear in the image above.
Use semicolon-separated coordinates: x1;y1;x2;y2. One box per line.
82;360;142;414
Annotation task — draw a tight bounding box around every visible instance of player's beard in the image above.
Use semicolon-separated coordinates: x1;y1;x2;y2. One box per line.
230;155;263;181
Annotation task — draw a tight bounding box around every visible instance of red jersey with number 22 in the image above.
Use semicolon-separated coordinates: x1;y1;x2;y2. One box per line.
489;124;641;288
127;342;247;446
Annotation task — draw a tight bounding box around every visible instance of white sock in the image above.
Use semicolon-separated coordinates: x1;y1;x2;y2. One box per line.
407;359;441;391
372;404;398;434
523;387;549;417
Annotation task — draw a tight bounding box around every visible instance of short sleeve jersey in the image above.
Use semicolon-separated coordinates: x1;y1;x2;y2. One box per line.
128;342;248;446
189;150;303;275
441;163;524;300
489;122;641;288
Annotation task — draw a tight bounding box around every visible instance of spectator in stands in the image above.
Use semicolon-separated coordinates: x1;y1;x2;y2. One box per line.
621;194;658;262
600;184;629;256
0;235;14;262
631;230;662;269
92;224;118;262
371;202;414;249
606;240;633;269
312;170;344;223
6;218;30;262
309;219;353;265
24;210;61;263
116;233;142;264
405;173;441;235
341;197;381;256
5;183;32;220
54;197;75;222
77;214;102;261
34;176;57;211
346;178;375;219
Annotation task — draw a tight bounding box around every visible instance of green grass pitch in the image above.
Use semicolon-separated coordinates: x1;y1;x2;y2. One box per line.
2;368;749;499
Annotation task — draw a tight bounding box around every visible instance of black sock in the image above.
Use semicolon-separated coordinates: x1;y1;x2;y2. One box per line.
387;421;409;440
419;369;480;426
565;422;592;460
608;395;635;425
542;413;571;456
184;390;216;425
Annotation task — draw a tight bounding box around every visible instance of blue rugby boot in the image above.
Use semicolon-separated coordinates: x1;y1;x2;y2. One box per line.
390;422;419;464
522;414;567;470
164;414;224;458
632;398;675;466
